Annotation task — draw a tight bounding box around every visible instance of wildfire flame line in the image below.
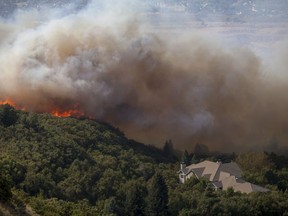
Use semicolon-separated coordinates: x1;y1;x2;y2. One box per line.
0;98;17;107
51;109;84;118
0;98;83;118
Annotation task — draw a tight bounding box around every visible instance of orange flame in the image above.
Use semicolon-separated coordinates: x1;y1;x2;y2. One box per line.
0;98;26;111
0;98;16;107
1;98;84;118
51;109;84;118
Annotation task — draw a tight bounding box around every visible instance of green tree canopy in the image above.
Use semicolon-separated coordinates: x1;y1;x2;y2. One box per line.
0;104;18;127
146;173;169;216
0;174;12;202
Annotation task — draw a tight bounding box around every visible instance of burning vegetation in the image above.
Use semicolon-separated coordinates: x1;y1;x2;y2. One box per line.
0;99;83;118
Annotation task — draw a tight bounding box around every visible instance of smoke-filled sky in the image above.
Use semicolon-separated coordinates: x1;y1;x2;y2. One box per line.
0;0;288;152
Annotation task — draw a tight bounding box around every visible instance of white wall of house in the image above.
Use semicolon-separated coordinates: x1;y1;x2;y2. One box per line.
179;173;186;183
179;171;196;183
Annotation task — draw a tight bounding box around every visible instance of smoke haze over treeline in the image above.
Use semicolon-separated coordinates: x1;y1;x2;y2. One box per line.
0;0;288;153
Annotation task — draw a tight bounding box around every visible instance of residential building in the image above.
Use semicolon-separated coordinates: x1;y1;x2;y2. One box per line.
178;160;270;193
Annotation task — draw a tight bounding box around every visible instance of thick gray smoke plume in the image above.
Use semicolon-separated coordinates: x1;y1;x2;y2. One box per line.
0;0;287;152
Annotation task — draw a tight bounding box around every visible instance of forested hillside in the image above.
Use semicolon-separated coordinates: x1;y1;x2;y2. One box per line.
1;104;288;215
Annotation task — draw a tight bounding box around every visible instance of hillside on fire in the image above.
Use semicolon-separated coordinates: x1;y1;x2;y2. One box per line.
0;104;288;215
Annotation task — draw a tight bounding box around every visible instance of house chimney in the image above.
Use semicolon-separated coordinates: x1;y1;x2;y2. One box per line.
180;162;186;170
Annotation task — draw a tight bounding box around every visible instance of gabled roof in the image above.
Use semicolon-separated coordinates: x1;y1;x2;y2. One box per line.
191;167;205;178
219;162;242;178
211;181;223;188
179;160;269;194
221;175;245;190
185;160;221;181
182;160;242;182
233;182;270;193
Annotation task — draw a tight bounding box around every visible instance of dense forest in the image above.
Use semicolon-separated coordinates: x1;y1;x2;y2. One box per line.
1;104;288;215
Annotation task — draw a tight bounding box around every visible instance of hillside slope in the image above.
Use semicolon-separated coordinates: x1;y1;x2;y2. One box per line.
0;104;176;214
